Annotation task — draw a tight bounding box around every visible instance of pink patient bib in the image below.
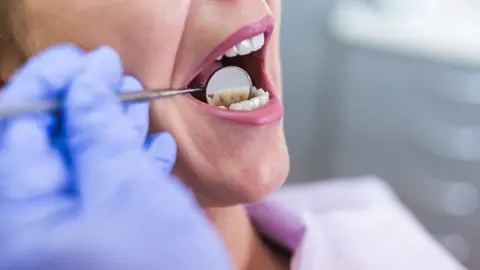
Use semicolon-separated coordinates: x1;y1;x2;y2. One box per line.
246;176;466;270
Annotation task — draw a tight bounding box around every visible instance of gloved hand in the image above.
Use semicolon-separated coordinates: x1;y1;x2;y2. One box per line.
0;44;232;270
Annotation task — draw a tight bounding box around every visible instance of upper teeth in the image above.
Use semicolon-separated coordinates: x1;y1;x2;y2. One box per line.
217;33;265;60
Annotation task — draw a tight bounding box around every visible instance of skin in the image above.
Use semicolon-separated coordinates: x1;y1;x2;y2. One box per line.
1;1;290;269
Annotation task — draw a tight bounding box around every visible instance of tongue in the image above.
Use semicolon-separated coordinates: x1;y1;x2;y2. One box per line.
189;61;224;88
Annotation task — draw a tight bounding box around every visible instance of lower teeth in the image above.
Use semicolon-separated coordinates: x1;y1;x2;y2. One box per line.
208;86;270;111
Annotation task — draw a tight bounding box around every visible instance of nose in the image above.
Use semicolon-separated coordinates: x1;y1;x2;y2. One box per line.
205;0;271;22
186;0;273;41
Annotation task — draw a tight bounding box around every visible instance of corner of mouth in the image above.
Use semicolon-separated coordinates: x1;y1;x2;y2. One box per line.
185;15;283;125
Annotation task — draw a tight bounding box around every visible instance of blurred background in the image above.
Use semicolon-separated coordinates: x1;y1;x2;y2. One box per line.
280;0;480;268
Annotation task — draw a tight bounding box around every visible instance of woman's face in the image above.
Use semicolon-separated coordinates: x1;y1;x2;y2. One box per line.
18;0;289;206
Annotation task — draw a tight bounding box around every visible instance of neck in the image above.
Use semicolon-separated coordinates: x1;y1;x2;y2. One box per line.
203;205;289;270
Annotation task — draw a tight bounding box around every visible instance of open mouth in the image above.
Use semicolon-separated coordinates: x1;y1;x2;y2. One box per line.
185;16;283;125
188;31;270;112
187;17;280;115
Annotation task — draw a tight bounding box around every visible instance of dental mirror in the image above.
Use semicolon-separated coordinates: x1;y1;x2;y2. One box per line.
206;66;252;107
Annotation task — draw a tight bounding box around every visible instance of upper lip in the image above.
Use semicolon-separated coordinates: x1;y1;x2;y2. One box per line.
183;16;274;86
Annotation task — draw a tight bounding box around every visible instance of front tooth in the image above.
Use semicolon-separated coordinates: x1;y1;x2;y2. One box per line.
229;103;243;110
225;46;238;58
221;34;265;59
259;93;269;104
250;34;265;52
236;40;252;56
253;88;266;97
241;100;253;111
250;97;261;109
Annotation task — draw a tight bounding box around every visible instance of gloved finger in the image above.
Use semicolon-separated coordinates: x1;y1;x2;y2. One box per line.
65;46;135;156
0;196;74;232
119;76;149;142
0;44;85;199
145;132;177;174
64;46;143;205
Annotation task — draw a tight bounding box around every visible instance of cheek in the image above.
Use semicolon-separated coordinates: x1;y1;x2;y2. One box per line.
182;124;289;205
25;0;190;89
122;17;185;89
119;2;191;88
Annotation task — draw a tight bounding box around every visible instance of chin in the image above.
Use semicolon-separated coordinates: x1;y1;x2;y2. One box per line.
173;122;290;207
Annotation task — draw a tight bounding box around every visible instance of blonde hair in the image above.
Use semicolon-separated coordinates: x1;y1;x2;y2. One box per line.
0;0;27;82
1;1;26;59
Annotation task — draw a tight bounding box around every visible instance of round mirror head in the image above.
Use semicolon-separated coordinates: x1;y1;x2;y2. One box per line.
205;66;252;107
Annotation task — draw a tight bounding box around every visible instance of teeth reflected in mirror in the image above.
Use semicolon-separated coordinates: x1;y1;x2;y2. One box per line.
208;88;250;107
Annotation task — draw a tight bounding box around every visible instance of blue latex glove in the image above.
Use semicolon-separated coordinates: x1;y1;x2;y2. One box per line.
0;44;232;270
